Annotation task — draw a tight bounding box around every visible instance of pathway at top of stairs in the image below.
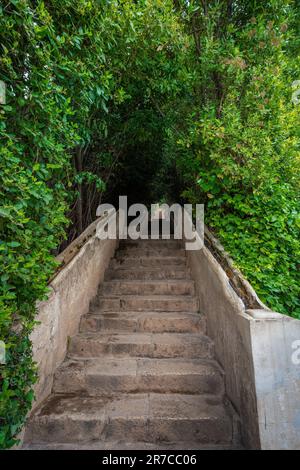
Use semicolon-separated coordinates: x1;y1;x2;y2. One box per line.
23;238;241;450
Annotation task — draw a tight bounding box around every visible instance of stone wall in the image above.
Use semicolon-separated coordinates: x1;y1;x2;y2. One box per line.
186;230;300;450
31;213;119;409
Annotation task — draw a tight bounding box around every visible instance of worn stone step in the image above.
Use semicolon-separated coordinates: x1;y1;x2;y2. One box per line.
80;311;206;333
68;332;214;359
116;248;186;258
105;267;190;281
97;295;198;312
112;257;187;268
53;357;224;396
100;280;195;296
24;394;233;445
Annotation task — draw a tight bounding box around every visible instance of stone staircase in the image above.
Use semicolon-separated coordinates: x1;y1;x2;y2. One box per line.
24;239;240;450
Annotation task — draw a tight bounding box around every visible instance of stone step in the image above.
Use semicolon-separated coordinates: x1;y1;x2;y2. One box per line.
112;257;187;268
80;311;206;333
68;332;214;359
100;280;195;296
53;357;224;396
116;248;186;258
24;394;233;445
105;267;190;281
97;295;198;312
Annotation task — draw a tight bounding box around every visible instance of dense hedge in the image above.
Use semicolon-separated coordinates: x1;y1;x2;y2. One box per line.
0;0;299;449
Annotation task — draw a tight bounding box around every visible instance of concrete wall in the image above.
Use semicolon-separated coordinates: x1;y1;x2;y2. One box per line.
31;213;119;409
186;234;300;449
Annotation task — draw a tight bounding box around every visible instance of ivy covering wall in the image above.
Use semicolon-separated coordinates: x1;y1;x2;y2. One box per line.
0;0;299;448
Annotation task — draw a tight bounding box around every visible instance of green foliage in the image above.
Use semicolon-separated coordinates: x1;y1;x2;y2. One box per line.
164;0;300;318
